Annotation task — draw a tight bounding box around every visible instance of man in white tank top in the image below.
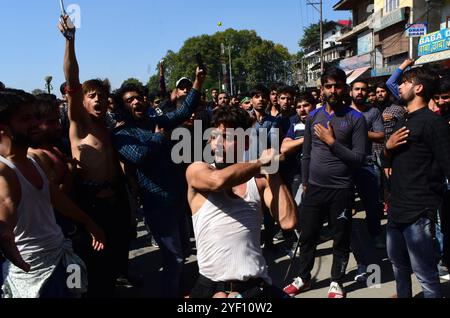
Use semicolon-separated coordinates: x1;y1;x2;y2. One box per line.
0;90;105;298
186;106;297;298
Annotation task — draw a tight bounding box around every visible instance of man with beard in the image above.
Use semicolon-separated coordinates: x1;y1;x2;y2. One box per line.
28;94;72;192
113;67;204;298
349;80;385;281
382;66;450;298
283;67;367;298
186;106;297;298
28;94;77;238
0;89;105;298
218;92;230;107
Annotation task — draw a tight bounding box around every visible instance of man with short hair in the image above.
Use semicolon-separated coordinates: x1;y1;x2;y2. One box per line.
0;89;105;298
284;67;367;298
206;88;219;112
268;84;280;117
230;95;240;107
58;15;132;298
349;80;385;281
281;93;316;204
382;66;450;298
249;85;280;250
186;106;297;298
113;67;205;298
277;86;295;136
218;92;230;107
367;87;377;106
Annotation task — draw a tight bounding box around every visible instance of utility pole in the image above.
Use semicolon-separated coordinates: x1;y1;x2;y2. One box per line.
228;44;234;96
307;0;324;72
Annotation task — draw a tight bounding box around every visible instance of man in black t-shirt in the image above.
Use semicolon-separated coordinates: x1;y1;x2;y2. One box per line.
382;67;450;298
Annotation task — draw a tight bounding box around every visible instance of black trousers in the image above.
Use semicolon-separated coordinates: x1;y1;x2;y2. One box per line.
72;191;131;298
190;274;288;299
297;185;354;284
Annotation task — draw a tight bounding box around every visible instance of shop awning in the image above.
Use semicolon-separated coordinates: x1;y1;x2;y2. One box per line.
346;67;371;84
416;50;450;65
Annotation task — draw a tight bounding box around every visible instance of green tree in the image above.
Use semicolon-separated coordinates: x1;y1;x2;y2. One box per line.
146;29;294;94
299;20;336;50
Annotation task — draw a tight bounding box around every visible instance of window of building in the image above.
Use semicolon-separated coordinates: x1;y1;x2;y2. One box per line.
385;0;399;13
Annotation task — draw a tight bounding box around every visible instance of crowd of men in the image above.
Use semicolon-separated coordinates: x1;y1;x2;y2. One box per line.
0;16;449;299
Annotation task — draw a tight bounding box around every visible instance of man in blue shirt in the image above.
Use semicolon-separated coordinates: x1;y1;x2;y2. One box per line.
113;68;205;298
284;67;367;298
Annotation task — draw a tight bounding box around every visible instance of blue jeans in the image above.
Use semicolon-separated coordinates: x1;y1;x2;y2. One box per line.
144;208;186;298
436;208;444;259
354;164;382;238
387;217;442;298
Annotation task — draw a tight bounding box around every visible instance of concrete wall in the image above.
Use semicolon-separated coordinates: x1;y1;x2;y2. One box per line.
441;0;450;29
374;0;413;13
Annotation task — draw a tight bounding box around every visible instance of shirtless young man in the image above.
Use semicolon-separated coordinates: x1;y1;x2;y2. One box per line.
58;15;131;297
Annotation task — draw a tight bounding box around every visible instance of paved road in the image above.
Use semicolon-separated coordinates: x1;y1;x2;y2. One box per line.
117;212;450;299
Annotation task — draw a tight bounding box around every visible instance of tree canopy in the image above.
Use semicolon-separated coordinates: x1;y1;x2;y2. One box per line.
298;20;337;50
147;29;293;94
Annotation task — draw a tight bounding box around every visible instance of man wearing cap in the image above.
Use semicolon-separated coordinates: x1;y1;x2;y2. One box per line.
159;77;193;115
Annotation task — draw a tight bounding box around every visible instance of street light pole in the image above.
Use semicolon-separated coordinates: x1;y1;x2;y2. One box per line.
228;44;234;96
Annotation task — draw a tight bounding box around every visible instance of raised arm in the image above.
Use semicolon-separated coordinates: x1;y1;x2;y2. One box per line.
58;15;89;128
152;67;205;130
159;60;167;94
187;162;263;193
187;149;276;192
386;59;415;101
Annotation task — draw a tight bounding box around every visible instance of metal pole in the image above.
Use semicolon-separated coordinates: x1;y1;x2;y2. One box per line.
228;44;234;96
409;6;414;59
306;1;324;72
320;0;324;72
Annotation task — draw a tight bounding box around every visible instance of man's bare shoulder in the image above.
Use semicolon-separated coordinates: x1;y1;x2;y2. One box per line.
0;162;20;203
186;162;214;179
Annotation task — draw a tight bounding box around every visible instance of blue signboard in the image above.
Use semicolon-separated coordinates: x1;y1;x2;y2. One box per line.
418;29;450;56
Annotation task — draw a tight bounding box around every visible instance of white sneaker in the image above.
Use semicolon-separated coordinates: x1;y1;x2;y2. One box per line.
328;282;346;298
